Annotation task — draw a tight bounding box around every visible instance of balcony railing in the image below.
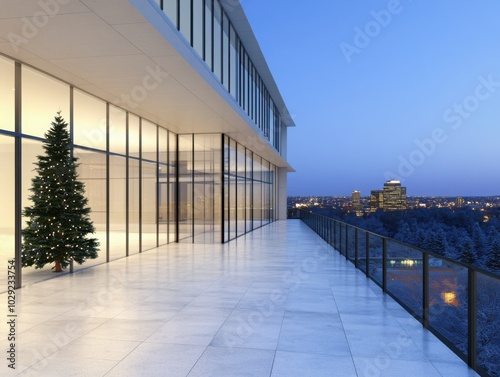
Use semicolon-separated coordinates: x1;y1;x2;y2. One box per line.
297;209;499;377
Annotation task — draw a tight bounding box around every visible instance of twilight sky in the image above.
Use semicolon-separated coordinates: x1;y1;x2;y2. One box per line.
241;0;500;197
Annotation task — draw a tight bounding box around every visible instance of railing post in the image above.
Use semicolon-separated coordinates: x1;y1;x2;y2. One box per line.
333;220;337;249
382;238;387;292
354;228;358;268
339;223;343;255
365;232;370;278
468;269;477;370
423;252;429;329
345;224;349;260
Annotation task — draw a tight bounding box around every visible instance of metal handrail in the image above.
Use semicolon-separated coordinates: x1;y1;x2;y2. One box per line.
298;209;499;377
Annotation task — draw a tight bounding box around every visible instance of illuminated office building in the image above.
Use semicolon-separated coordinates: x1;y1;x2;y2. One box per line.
382;179;407;211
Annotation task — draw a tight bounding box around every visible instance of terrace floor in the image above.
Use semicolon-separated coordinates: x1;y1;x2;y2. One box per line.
0;220;478;376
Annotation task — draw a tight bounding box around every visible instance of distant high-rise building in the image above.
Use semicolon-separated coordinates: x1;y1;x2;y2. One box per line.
370;190;384;212
351;191;361;208
383;180;407;211
456;197;464;208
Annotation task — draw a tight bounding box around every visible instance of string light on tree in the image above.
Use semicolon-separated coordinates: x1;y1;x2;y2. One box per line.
22;112;99;272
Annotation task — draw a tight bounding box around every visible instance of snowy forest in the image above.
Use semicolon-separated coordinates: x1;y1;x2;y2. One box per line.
311;206;500;275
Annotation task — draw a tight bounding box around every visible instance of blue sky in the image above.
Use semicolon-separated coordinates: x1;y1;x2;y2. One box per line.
241;0;500;197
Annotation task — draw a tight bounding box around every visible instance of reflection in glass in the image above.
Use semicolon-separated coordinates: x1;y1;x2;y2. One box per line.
429;258;468;359
386;240;423;317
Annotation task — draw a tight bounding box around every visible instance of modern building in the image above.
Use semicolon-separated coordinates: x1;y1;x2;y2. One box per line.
370;189;384;212
370;180;407;212
456;196;465;208
351;190;361;209
0;0;294;290
383;179;407;211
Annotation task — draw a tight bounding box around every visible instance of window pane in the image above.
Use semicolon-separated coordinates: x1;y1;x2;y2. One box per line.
109;155;126;261
142;161;157;251
178;134;193;242
0;56;15;132
74;149;107;270
22;139;51;284
193;0;204;57
0;136;14;293
158;128;168;246
229;139;236;239
204;0;213;68
193;134;221;243
163;0;178;27
22;66;69;138
179;0;191;43
229;25;238;99
222;12;229;89
246;149;252;232
236;143;246;237
129;158;140;255
168;131;177;242
74;89;107;150
141;120;157;251
213;1;222;80
109;105;127;155
129;114;140;158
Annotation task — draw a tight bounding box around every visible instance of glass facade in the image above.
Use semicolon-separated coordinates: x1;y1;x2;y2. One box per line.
157;0;283;152
223;136;276;243
0;55;279;291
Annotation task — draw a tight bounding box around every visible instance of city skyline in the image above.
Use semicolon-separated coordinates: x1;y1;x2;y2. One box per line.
242;1;500;197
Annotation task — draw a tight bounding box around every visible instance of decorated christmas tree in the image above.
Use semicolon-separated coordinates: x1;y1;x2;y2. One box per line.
22;113;99;272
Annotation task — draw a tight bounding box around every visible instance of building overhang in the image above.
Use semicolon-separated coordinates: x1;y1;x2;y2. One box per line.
0;0;294;171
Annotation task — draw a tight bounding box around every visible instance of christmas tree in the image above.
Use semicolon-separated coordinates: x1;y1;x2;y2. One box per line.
22;112;99;272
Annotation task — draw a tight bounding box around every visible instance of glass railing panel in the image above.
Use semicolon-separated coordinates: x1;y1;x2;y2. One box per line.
347;226;356;262
357;229;367;273
386;240;423;318
368;233;383;286
428;257;468;360
334;222;341;251
476;272;500;376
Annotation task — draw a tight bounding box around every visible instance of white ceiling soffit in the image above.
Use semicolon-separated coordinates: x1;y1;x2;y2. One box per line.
0;0;292;169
